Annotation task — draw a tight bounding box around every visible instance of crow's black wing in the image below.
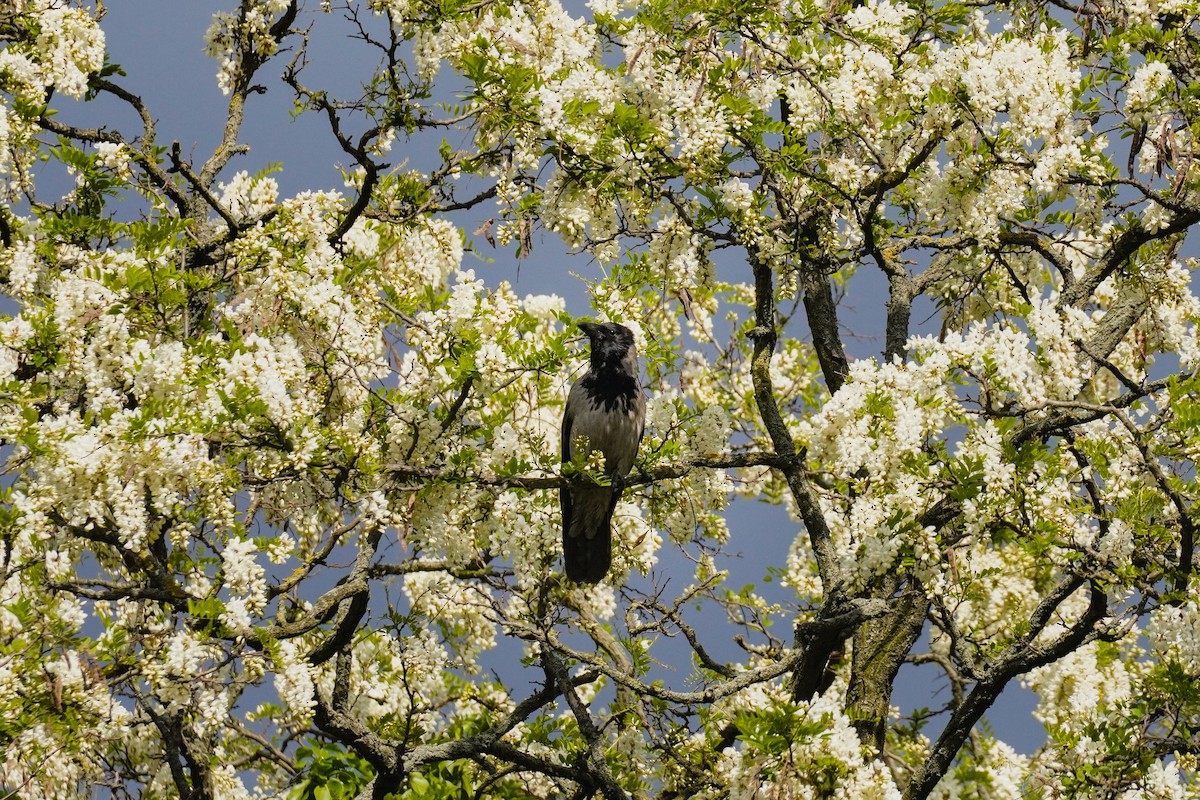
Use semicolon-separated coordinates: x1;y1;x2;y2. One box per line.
560;382;577;550
560;379;616;583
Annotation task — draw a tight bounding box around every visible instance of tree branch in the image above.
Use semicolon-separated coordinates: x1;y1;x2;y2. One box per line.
904;579;1109;800
384;450;803;490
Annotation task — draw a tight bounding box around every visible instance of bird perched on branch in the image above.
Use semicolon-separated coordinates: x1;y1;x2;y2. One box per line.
561;321;646;584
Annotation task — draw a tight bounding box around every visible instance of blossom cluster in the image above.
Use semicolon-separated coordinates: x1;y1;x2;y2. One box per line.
688;678;902;800
0;0;105;195
203;0;292;94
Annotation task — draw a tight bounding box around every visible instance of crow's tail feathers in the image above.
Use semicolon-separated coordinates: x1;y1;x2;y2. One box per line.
563;526;611;584
562;486;616;584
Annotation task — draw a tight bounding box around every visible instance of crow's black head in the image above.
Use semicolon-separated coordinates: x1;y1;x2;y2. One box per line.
578;321;637;373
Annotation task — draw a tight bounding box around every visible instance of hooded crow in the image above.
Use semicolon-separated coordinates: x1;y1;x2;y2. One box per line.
561;321;646;583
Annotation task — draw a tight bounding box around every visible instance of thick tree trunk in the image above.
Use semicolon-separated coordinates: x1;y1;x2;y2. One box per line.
844;585;928;752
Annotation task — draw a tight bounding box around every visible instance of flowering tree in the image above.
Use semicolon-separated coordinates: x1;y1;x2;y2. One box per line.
3;0;1200;797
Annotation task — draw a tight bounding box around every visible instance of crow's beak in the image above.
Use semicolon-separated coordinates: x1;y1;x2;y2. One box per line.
576;321;602;339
